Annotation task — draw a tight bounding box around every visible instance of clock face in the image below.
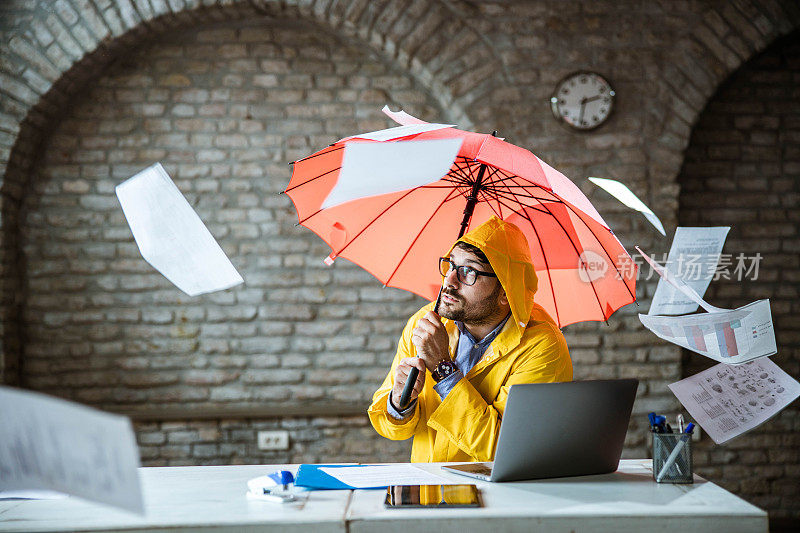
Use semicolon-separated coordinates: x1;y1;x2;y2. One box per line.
550;72;615;130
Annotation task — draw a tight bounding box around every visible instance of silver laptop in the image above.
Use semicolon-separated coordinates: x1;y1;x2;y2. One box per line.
442;379;639;482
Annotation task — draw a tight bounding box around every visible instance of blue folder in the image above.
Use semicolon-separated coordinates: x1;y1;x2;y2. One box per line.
294;464;385;490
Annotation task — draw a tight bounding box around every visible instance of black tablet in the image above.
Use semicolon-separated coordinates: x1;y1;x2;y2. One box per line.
384;484;481;508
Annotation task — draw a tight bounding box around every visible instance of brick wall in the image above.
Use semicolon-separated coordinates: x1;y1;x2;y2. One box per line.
678;30;800;522
134;416;411;466
19;17;434;411
0;0;799;526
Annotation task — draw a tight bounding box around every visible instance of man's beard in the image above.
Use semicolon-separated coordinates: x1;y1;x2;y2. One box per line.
439;283;503;325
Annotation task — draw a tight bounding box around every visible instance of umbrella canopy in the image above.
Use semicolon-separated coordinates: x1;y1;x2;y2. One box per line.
284;111;636;328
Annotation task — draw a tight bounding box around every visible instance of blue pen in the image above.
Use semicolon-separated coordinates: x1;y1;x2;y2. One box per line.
648;412;663;433
651;413;668;433
656;423;694;482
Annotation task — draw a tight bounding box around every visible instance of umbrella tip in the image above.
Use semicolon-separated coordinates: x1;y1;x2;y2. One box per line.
492;130;498;137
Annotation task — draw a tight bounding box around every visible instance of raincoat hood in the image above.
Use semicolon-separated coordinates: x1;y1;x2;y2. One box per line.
448;216;556;340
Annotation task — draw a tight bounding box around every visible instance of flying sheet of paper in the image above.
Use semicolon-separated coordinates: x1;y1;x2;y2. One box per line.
588;177;665;235
116;163;244;296
636;246;726;314
0;489;67;500
381;105;429;125
318;464;455;489
649;227;731;315
636;247;776;364
640;299;777;365
321;138;463;209
669;358;800;444
0;386;144;514
339;123;455;142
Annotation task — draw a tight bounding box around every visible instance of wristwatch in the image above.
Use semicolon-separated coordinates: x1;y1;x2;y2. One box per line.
431;360;458;382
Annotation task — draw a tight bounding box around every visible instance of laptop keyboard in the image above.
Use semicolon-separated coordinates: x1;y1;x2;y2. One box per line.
474;463;493;476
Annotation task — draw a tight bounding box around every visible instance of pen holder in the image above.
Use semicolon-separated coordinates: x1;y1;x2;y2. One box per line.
652;432;693;484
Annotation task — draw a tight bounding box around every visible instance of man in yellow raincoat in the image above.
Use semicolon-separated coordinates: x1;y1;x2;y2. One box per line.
368;217;572;462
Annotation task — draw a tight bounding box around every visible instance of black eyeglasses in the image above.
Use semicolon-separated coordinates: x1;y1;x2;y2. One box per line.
439;257;496;286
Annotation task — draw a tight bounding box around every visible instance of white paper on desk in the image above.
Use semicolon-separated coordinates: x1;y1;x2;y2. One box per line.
669;359;800;444
589;177;666;235
321;138;462;209
319;464;454;489
116;163;243;296
0;386;144;514
649;227;731;315
640;300;777;365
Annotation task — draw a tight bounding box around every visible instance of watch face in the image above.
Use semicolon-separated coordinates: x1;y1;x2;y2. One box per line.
434;360;457;381
550;72;615;130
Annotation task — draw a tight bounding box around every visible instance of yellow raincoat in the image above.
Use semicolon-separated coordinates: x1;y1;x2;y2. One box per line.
367;217;572;462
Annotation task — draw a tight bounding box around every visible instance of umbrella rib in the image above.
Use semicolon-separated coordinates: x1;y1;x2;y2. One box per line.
384;187;463;287
477;188;505;219
447;161;479;186
491;165;552;191
484;178;559;204
491;182;636;304
493;180;608;323
328;187;426;257
285;166;342;194
488;191;562;326
491;174;635;301
482;184;523;214
291;144;345;164
486;169;558;200
484;187;554;216
546;196;638;302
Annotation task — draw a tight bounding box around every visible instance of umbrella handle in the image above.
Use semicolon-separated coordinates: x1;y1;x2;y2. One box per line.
398;367;419;410
398;288;443;409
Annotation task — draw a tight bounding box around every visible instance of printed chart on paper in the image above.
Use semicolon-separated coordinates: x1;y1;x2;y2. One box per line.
669;358;800;443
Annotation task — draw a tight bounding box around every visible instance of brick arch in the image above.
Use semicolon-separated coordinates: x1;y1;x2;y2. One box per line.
0;0;512;181
646;0;800;205
0;0;510;384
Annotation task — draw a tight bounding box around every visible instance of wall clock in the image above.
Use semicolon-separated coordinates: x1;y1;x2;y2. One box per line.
550;71;615;131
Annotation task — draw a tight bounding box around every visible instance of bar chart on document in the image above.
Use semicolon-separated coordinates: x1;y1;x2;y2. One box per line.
656;313;748;357
639;300;776;365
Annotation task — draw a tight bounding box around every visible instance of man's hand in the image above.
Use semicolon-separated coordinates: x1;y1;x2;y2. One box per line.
391;357;426;409
411;311;450;373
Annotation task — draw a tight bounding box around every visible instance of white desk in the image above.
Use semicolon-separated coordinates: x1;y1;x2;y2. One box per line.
0;465;350;533
348;460;768;533
0;460;767;533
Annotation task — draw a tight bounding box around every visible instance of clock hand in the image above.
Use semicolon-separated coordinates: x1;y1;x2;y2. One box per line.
578;98;587;125
584;94;602;104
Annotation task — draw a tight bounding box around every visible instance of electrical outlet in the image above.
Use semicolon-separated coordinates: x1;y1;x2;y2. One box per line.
257;430;289;451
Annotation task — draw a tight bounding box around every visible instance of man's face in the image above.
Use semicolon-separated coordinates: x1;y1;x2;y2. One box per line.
438;245;506;325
